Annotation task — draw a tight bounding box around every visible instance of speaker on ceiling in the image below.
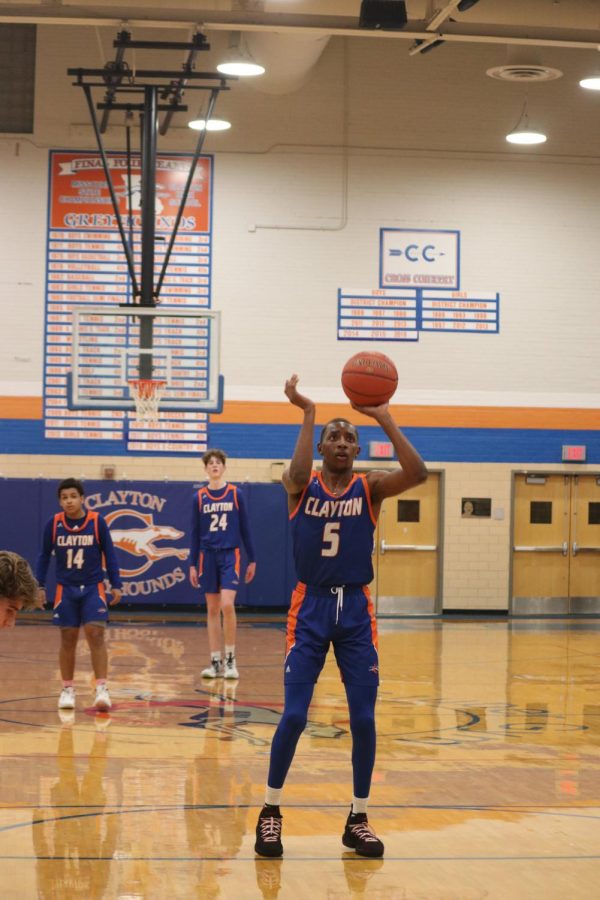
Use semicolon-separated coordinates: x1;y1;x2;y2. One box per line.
359;1;408;31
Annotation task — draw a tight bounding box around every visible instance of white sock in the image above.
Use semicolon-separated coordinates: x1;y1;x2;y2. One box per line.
210;652;222;663
265;786;282;807
352;796;368;815
225;644;235;659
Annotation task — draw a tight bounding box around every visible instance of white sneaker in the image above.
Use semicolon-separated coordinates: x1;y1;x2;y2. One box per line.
201;659;222;679
94;684;112;711
223;654;239;680
58;686;75;709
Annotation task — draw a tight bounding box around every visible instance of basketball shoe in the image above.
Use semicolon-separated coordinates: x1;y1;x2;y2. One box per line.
342;809;384;858
58;686;75;709
201;659;222;679
254;805;283;857
223;652;239;680
94;684;112;711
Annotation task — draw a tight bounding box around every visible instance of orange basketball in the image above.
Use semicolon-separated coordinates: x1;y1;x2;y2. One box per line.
341;351;398;406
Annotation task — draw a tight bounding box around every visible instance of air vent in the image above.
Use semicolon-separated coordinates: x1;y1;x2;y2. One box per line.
486;64;563;83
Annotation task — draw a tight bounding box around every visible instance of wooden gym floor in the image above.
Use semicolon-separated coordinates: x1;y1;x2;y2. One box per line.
1;617;599;899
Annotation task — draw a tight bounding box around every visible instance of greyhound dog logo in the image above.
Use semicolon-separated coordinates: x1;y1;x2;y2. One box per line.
115;174;165;215
106;508;189;577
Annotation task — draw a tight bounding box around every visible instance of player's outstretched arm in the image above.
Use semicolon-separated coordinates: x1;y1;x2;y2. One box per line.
282;374;316;497
352;401;428;503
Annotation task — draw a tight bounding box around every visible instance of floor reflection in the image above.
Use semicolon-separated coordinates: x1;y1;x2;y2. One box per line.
32;718;117;899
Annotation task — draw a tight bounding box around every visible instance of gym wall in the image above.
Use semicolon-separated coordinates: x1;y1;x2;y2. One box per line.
1;27;598;611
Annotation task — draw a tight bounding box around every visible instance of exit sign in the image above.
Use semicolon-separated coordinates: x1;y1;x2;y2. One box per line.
562;445;586;462
369;441;394;459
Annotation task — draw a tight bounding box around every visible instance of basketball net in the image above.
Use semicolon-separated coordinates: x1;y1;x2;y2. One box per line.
128;379;166;422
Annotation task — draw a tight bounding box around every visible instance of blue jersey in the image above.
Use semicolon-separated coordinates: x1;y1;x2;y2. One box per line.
290;471;377;587
36;510;123;589
190;483;256;566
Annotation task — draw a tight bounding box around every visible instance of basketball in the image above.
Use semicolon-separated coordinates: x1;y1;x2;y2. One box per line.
341;351;398;406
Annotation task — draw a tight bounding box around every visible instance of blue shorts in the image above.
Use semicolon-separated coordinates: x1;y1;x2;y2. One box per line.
52;583;109;628
284;582;379;686
198;548;241;594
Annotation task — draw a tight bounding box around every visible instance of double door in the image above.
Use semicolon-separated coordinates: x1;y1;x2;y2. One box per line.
512;473;600;614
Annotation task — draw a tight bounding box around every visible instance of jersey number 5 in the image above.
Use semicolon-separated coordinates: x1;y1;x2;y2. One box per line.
322;522;340;557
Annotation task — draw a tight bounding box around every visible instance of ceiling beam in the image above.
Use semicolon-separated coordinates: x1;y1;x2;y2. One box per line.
0;8;599;53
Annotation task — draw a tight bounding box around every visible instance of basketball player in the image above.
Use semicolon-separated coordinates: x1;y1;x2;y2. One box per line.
255;374;427;859
189;449;257;680
36;478;123;711
0;550;39;628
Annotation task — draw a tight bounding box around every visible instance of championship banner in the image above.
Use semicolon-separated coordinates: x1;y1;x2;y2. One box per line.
45;150;213;453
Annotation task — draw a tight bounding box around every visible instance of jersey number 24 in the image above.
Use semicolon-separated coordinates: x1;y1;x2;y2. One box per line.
210;513;228;532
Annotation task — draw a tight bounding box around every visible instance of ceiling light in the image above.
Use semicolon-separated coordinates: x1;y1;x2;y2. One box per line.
505;100;547;145
217;32;265;77
188;117;231;132
506;129;547;145
579;75;600;91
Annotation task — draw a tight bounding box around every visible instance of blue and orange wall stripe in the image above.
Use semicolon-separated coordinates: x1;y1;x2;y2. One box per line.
1;398;599;463
2;396;600;430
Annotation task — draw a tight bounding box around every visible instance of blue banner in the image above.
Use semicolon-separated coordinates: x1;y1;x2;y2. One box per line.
0;479;295;608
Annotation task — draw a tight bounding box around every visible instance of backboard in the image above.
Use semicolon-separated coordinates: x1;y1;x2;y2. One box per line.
67;305;223;413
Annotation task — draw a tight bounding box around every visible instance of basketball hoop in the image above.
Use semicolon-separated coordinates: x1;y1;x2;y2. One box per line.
128;379;166;422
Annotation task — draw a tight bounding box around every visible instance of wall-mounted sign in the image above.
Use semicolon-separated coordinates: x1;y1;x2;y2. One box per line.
562;445;586;462
338;228;499;343
380;228;460;289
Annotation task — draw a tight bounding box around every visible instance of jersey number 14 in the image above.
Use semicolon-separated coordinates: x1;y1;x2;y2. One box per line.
66;547;85;569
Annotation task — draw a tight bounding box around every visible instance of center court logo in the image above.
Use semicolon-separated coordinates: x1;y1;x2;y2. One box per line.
92;696;347;744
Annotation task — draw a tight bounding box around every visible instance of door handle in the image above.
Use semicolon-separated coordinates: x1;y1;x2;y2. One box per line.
572;543;600;556
380;541;437;555
513;545;567;553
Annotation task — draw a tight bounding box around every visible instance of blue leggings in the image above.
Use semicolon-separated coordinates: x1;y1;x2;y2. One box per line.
267;682;377;798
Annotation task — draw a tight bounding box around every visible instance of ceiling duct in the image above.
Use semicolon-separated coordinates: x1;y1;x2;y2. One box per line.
242;31;331;95
486;46;562;83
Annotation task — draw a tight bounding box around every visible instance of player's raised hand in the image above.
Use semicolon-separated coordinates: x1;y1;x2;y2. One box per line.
350;400;390;420
284;374;315;411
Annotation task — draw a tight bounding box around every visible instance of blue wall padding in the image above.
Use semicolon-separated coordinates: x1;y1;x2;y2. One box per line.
2;419;599;463
0;479;296;608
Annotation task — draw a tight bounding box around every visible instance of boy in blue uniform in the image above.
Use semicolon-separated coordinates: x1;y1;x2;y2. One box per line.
189;449;257;680
0;551;39;629
36;479;122;711
255;374;427;859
